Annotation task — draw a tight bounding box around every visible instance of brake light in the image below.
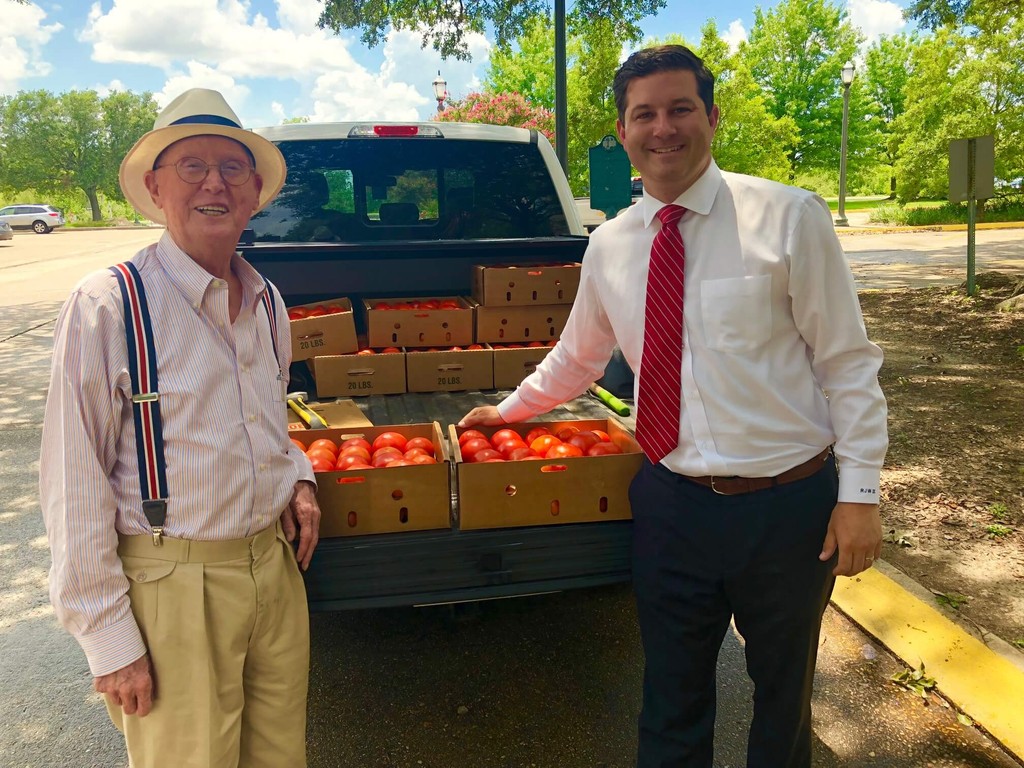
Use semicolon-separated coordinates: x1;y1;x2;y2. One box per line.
347;125;443;138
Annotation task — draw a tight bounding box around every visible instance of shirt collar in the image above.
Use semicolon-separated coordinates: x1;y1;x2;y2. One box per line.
155;231;266;311
640;160;723;228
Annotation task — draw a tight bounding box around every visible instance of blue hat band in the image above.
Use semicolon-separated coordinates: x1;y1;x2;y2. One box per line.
169;114;242;129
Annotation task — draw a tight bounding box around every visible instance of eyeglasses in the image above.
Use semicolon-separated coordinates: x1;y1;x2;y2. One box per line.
154;157;254;186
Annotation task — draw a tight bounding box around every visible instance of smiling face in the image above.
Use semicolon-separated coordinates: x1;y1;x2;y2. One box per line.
616;69;719;204
143;135;263;261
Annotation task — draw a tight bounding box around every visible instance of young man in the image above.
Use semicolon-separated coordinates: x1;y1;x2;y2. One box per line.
40;89;320;768
460;46;888;767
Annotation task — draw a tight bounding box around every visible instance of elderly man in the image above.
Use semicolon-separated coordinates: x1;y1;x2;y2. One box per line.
40;88;320;768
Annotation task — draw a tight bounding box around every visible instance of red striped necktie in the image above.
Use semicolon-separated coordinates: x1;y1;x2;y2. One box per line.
635;204;687;462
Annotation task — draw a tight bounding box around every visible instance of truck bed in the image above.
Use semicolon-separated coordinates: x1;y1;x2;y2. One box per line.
302;389;638;611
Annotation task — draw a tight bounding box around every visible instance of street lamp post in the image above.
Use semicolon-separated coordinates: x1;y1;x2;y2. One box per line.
432;71;447;115
836;60;855;227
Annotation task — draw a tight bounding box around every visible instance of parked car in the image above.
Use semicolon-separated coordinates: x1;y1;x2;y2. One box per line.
0;204;66;234
0;221;13;241
631;176;643;196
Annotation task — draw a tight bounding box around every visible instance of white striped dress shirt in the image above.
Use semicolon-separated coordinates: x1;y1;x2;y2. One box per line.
40;232;314;676
500;161;887;502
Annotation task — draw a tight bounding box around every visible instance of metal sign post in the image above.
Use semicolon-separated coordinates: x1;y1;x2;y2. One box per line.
949;135;995;295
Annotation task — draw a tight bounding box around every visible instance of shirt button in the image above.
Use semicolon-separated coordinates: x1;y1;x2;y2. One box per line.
192;303;200;311
241;364;249;372
137;572;147;582
259;464;267;471
249;414;257;423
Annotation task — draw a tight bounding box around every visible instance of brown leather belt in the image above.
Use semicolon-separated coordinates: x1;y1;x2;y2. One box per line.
681;448;832;495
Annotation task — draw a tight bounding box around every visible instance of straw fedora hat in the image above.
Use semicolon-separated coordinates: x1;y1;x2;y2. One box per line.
120;88;286;225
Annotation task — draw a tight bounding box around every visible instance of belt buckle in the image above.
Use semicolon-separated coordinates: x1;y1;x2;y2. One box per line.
710;476;729;495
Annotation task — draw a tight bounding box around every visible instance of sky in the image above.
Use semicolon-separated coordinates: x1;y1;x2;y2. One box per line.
2;0;912;129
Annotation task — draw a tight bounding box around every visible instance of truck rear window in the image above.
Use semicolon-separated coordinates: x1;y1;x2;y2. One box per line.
249;138;571;242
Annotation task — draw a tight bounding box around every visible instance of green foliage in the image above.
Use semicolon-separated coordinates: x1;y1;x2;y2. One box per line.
989;502;1008;520
863;34;920;196
744;0;866;176
485;15;557;108
869;197;1024;225
985;523;1013;538
934;591;969;609
0;89;157;221
905;0;1019;30
316;0;665;60
891;661;938;699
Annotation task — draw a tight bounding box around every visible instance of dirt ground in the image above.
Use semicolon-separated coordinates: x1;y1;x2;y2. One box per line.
859;270;1024;649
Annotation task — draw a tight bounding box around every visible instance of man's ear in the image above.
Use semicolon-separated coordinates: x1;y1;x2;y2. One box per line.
143;171;163;211
252;173;264;212
709;104;720;135
616;118;626;144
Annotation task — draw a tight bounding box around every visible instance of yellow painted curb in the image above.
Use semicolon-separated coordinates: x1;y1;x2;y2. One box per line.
832;567;1024;759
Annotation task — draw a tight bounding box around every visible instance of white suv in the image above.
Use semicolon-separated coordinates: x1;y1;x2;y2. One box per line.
0;204;66;234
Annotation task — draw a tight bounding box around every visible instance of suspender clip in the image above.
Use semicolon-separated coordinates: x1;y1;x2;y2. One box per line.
142;499;167;546
151;527;164;547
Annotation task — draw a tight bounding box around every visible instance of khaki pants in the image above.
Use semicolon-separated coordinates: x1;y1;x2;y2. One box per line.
109;522;309;768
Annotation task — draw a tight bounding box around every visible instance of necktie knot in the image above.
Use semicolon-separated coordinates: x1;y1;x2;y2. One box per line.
657;204;686;228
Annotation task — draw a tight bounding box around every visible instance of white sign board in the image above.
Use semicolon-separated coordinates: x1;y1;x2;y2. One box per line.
949;135;995;203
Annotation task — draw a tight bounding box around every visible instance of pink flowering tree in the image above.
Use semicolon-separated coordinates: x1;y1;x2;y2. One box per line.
435;91;556;145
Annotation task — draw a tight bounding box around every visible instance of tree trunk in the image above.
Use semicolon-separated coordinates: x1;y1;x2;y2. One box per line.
889;173;897;200
85;188;102;221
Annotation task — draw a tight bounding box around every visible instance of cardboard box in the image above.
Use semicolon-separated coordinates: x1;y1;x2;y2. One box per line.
288;298;358;361
304;423;451;538
475;304;571;344
364;296;474;349
472;263;581;306
312;350;406;397
491;345;552;388
286;398;373;431
405;347;493;392
450;418;643;530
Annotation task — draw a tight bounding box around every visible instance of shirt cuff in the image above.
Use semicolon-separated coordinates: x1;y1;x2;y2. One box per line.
78;615;148;678
496;391;537;425
837;466;882;505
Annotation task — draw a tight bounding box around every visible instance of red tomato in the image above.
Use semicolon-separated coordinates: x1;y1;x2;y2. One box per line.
556;425;580;441
326;304;346;314
546;443;584;459
420;300;440;310
341;437;372;454
373;302;391;311
546;340;557;347
458;429;488;447
467;344;484;350
309;438;338;455
410;453;437;465
508;446;539;461
287;306;310;319
405;436;435;456
460;437;493;460
438;300;460;309
586;442;623;456
470;448;503;463
491;428;523;447
590;429;611;443
496;438;528;457
371;447;403;468
342;462;373;471
567;431;601;452
372;431;408;452
356;348;376;355
530;434;562;455
526;341;544;347
339;445;370;462
305;447;337;465
524;427;551;445
380;347;402;354
289;438;307;451
308;455;335;472
447;346;463;351
336;453;371;470
385;458;415;468
404;447;429;459
306;306;327;317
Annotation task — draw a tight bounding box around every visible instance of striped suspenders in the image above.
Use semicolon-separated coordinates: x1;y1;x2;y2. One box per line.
110;261;281;545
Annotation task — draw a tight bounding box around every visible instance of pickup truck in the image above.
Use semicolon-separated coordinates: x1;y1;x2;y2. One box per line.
239;121;635;611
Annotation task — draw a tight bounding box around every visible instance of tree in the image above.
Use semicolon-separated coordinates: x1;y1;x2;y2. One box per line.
863;34;920;197
0;89;157;220
895;18;1024;201
317;0;666;60
743;0;867;177
904;0;1018;30
486;14;556;109
435;92;555;139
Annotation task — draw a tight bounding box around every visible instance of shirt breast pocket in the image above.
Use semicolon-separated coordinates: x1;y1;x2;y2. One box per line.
700;275;772;353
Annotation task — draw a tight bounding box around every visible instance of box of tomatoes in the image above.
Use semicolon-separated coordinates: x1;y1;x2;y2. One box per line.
448;418;643;530
292;422;451;538
286;297;358;361
363;296;473;349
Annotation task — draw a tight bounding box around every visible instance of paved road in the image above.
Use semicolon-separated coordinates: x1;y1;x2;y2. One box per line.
1;228;1020;767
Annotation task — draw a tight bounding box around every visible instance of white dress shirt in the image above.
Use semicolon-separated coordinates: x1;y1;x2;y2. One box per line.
500;161;887;503
40;232;314;676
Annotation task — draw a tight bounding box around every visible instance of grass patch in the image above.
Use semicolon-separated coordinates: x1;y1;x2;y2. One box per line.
65;220;121;228
985;524;1013;538
870;197;1024;225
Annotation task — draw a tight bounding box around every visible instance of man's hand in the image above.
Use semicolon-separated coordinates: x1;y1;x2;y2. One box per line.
94;654;154;717
819;502;882;577
458;406;507;428
281;480;320;570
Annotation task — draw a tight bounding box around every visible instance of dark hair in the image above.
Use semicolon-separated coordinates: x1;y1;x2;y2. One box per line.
613;45;715;121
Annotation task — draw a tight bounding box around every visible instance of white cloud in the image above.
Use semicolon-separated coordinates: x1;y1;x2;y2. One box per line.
95;79;128;97
721;20;747;53
0;3;63;95
274;0;324;33
847;0;906;46
154;62;251;115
